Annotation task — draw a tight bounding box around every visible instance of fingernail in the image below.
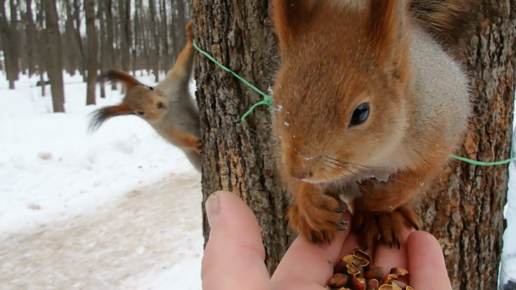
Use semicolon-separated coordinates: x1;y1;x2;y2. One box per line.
206;192;221;226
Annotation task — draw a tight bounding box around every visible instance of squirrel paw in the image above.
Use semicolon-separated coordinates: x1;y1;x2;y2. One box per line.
288;196;347;245
352;201;420;250
194;139;202;155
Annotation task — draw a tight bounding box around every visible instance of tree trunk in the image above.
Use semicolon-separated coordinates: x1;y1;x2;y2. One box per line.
417;2;515;289
0;0;17;89
117;0;130;71
84;0;97;105
24;0;36;76
72;0;86;81
159;0;169;69
193;2;290;273
42;0;65;113
193;0;515;287
98;0;106;98
105;0;117;90
9;0;19;80
148;0;159;82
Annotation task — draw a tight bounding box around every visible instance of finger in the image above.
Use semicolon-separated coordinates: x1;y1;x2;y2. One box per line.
373;227;413;272
271;211;352;290
201;191;270;290
407;231;452;290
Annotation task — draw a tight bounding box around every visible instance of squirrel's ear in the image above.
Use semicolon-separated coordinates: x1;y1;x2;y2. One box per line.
369;0;407;60
271;0;318;51
97;70;141;89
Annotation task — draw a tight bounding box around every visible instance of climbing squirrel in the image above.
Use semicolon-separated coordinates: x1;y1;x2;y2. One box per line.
270;0;476;248
89;22;202;172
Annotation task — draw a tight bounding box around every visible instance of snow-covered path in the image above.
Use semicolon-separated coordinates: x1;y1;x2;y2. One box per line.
0;172;203;290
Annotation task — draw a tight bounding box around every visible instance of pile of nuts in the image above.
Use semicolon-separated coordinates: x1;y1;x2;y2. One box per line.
326;249;415;290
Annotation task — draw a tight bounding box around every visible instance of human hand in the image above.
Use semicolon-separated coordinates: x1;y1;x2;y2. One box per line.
200;191;452;290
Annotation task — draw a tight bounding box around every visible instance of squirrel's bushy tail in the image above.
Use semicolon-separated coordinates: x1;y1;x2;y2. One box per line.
410;0;480;55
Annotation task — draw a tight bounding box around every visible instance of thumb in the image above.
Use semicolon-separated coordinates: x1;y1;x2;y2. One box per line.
201;191;270;290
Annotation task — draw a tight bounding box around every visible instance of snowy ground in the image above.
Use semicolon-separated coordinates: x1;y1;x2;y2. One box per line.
0;72;203;289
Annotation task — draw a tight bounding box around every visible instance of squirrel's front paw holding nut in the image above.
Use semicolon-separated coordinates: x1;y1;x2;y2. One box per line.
288;195;347;245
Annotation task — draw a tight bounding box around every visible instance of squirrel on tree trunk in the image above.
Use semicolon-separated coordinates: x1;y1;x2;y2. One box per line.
89;22;202;172
270;0;478;248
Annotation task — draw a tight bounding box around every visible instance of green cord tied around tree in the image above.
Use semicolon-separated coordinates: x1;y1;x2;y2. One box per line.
192;40;514;167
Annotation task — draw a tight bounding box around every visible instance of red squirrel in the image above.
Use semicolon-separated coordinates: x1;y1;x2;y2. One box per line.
270;0;474;248
89;22;202;172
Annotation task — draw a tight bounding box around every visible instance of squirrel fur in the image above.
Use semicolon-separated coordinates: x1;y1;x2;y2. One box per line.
270;0;474;247
89;22;202;172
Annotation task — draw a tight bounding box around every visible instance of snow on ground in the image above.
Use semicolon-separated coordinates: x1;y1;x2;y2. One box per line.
0;72;203;289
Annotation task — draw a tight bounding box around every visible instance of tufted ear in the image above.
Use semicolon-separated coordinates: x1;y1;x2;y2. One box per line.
97;69;141;89
369;0;407;62
271;0;319;52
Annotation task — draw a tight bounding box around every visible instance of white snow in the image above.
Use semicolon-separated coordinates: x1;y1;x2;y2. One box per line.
0;72;203;289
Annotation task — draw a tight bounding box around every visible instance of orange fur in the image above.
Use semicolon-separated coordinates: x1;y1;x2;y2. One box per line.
90;22;202;158
271;0;471;247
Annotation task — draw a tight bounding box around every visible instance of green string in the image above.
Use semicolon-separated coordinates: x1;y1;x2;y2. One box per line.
192;40;273;121
192;40;514;167
449;154;515;166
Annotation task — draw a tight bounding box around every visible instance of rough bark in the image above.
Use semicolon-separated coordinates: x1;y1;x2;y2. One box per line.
98;0;106;98
23;1;37;76
117;0;130;71
148;0;159;82
105;0;117;90
42;0;65;112
193;1;290;273
0;0;17;89
194;0;515;287
84;0;97;105
417;2;515;289
72;0;86;80
159;0;169;69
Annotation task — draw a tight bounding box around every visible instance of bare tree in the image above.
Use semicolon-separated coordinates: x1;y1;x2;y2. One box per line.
148;0;159;82
0;0;18;88
117;0;130;71
192;0;515;288
23;0;37;76
84;0;97;105
72;0;86;80
42;0;65;112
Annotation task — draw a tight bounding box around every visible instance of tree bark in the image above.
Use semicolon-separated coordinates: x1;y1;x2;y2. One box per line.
118;0;131;71
84;0;97;105
159;0;169;69
417;2;515;289
42;0;65;112
193;0;515;287
105;0;117;90
0;0;17;89
24;0;36;77
148;0;159;82
193;1;290;273
72;0;86;80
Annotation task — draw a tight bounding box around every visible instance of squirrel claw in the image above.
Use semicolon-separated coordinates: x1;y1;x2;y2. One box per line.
288;196;341;245
193;139;202;155
352;199;419;250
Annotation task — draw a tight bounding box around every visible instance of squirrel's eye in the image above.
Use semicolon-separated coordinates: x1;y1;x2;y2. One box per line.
148;86;154;91
348;102;370;128
136;110;145;116
157;102;163;109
